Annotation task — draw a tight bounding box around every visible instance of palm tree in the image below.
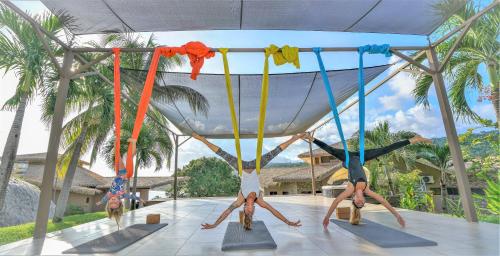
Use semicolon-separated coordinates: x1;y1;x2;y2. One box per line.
0;6;63;210
418;143;452;213
412;1;499;124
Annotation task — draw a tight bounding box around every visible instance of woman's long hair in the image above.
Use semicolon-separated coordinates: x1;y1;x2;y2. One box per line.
350;203;361;225
106;200;124;228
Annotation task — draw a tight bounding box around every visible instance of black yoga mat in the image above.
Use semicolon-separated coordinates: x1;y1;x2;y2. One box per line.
63;223;168;254
331;219;437;248
221;221;277;251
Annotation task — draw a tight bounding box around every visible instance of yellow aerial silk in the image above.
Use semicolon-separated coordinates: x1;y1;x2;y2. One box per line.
219;48;244;176
255;44;300;174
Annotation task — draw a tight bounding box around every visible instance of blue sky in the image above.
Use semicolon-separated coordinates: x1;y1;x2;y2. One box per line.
0;1;496;177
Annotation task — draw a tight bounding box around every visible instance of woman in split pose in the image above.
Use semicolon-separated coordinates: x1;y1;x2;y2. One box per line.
304;133;431;228
192;132;305;230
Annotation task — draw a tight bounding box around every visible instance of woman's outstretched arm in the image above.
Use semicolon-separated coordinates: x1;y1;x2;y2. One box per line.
192;132;240;170
256;197;301;227
364;135;431;161
364;188;405;227
323;184;354;229
259;133;305;168
201;195;245;229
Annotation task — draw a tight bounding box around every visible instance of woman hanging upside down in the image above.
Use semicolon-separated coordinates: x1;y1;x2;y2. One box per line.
96;138;144;228
192;132;305;230
304;133;431;229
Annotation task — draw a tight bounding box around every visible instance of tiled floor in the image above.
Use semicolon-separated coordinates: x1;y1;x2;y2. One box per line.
0;195;498;255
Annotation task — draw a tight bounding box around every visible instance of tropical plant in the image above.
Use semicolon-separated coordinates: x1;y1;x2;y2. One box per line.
395;170;434;212
412;1;499;124
0;6;63;210
179;157;240;197
417;143;452;213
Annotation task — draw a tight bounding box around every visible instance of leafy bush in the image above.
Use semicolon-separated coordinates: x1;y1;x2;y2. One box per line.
177;157;240;197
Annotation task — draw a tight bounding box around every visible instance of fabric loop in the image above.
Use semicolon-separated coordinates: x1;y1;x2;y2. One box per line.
112;48;121;174
219;48;243;176
312;47;350;166
125;42;214;178
357;44;391;165
255;44;300;174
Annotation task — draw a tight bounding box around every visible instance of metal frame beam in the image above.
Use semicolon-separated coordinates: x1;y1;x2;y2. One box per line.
427;47;477;222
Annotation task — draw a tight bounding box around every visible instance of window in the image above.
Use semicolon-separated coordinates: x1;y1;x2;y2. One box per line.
282;191;289;195
14;162;29;175
86;197;90;203
270;191;278;195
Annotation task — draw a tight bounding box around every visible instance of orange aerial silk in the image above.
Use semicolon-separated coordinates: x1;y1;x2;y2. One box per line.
112;48;121;174
124;41;214;178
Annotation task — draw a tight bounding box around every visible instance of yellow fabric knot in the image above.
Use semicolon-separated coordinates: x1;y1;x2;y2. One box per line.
265;44;300;68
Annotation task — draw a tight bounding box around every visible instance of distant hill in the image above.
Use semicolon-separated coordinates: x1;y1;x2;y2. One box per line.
432;130;498;158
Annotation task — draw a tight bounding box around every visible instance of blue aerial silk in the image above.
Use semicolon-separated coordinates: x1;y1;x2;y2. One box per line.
358;44;392;165
313;48;350;166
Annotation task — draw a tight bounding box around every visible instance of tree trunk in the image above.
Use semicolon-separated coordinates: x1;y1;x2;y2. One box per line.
0;95;28;210
130;163;139;210
486;63;499;127
440;171;449;213
52;126;88;222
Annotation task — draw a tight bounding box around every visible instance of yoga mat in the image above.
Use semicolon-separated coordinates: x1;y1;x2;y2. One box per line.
221;221;277;251
331;219;437;248
63;223;168;254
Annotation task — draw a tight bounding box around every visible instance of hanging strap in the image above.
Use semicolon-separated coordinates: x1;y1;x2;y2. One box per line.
220;48;243;176
125;42;214;178
112;48;121;174
358;44;391;165
255;44;300;174
313;48;350;166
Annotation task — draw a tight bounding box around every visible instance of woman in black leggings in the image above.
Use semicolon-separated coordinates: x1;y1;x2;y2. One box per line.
305;133;431;228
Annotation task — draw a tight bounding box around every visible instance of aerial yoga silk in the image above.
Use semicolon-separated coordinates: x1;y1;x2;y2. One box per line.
219;48;243;176
255;44;300;174
313;44;391;166
112;48;121;174
357;44;392;165
117;42;214;178
312;48;350;165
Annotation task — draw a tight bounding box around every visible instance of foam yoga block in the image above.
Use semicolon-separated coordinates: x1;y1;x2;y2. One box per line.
222;221;277;251
146;214;160;224
336;207;351;220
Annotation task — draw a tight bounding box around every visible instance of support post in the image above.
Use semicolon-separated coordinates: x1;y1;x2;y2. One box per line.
308;139;317;196
173;135;179;200
33;51;74;239
426;47;477;222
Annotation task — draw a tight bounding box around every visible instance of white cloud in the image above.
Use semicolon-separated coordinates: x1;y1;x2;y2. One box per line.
378;56;417;110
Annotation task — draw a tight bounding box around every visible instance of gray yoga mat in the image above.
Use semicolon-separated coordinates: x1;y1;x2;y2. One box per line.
331;219;437;248
63;223;168;254
221;221;277;251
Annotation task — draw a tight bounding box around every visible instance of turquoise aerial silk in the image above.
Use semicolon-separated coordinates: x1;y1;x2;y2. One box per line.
358;44;392;165
313;47;350;166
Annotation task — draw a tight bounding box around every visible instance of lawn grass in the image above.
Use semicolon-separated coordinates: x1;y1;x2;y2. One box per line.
0;211;107;245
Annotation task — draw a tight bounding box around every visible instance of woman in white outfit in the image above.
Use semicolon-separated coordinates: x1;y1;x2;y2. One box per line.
192;132;304;230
